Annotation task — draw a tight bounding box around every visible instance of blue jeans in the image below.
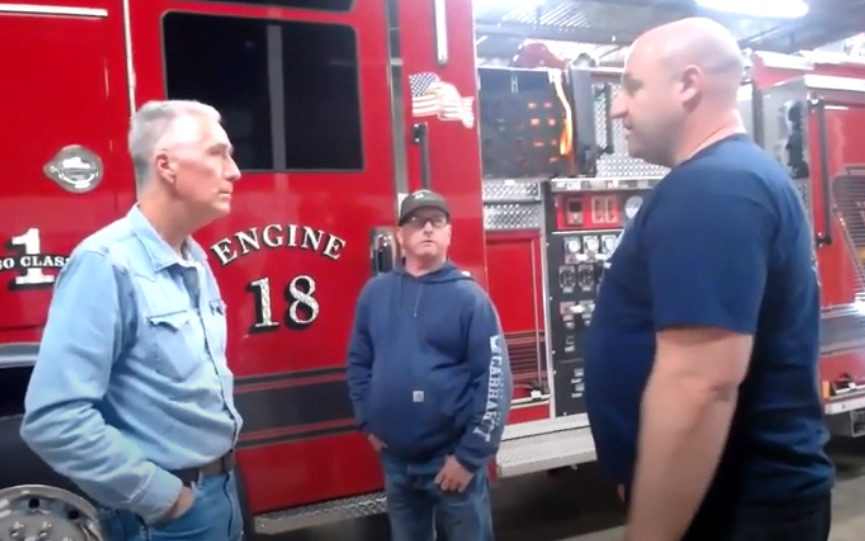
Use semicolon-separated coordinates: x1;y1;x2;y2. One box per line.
380;452;494;541
98;471;244;541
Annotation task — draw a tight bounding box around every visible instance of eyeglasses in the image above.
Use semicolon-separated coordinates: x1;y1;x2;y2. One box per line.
405;215;448;229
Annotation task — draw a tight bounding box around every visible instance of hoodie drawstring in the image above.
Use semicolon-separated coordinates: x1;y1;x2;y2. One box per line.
395;274;425;318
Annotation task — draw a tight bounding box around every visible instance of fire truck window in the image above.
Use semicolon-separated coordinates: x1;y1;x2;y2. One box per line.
162;13;362;172
195;0;353;11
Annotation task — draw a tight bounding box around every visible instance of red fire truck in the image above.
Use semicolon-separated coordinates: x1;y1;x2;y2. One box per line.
1;0;864;538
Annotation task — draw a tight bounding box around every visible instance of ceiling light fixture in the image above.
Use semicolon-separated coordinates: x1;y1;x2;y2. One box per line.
695;0;810;19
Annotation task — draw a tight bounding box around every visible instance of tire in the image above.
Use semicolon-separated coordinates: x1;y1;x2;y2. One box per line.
0;413;83;494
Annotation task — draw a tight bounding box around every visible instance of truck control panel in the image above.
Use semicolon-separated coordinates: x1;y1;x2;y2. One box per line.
542;177;659;417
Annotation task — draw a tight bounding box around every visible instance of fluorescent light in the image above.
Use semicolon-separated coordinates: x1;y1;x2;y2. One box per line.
695;0;809;19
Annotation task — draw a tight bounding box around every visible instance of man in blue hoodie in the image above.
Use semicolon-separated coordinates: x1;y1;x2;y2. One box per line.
346;189;513;541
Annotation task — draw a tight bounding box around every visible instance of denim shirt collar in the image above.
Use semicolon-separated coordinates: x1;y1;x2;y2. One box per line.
127;205;208;272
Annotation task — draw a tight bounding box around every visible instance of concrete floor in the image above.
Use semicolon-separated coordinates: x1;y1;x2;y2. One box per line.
567;438;865;541
278;438;865;541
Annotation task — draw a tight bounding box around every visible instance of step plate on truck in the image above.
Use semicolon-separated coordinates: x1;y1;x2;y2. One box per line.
496;423;597;478
255;491;387;535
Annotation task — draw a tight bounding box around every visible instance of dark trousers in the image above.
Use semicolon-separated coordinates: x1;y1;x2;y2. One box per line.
625;487;832;541
380;451;494;541
686;493;832;541
98;471;244;541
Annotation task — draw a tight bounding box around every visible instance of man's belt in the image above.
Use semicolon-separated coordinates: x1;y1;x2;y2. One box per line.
172;449;236;486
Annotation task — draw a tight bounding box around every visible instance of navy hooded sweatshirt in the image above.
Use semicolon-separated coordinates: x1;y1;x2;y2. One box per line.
345;262;513;472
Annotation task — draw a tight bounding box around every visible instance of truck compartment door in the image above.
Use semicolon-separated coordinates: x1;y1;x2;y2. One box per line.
0;2;129;334
127;0;399;516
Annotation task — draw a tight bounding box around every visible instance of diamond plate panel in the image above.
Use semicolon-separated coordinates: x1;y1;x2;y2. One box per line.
481;178;541;202
595;82;670;179
483;203;542;231
256;492;387;534
496;426;597;477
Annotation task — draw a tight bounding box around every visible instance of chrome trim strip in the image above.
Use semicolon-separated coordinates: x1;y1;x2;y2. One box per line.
0;3;106;16
385;0;409;217
121;0;135;114
433;0;448;65
539;186;556;419
550;176;664;192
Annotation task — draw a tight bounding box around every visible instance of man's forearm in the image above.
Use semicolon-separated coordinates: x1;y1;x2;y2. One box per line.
21;402;183;524
626;372;737;541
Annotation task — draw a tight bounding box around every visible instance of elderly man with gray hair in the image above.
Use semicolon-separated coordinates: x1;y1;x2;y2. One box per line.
20;100;244;541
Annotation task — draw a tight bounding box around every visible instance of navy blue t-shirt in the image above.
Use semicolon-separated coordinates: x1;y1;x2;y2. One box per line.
584;134;834;508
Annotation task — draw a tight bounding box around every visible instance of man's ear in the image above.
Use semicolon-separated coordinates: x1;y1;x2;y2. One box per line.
154;151;176;185
678;64;701;107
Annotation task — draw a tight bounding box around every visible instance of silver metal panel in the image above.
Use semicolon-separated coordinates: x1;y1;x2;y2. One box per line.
824;392;865;415
255;492;387;534
483;203;542;231
595;82;670;179
482;179;542;231
824;407;864;437
550;176;662;192
481;178;541;202
501;413;589;441
496;426;597;477
0;343;38;368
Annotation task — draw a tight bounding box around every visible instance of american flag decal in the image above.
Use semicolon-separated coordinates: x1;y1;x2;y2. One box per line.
409;71;475;129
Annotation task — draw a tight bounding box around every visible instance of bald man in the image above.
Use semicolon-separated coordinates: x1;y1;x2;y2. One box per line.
583;17;833;541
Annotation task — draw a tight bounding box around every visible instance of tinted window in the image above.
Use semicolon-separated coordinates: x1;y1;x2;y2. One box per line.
162;12;363;172
197;0;352;11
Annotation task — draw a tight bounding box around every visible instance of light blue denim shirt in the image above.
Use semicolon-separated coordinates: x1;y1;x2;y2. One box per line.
20;205;243;524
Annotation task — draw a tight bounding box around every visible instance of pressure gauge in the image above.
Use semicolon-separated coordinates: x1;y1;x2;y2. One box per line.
602;235;618;253
566;238;581;253
584;235;600;253
624;195;644;219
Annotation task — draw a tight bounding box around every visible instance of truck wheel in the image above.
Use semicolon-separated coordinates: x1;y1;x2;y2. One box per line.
0;414;102;540
5;413;259;540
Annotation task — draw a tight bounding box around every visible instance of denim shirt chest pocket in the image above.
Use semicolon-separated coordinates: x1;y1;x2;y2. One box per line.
136;269;208;381
145;307;207;381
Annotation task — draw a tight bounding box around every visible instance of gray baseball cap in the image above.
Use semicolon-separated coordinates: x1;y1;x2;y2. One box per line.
398;189;450;225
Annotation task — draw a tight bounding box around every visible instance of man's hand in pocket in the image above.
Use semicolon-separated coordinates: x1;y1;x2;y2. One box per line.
158;485;195;524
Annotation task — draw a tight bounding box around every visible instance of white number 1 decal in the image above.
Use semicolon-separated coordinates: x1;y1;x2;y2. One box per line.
3;228;66;289
10;228;54;286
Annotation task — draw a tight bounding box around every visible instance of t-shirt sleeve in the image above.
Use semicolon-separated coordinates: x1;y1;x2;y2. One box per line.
643;168;772;334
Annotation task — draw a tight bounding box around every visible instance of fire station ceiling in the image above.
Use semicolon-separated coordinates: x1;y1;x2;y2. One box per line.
474;0;865;66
